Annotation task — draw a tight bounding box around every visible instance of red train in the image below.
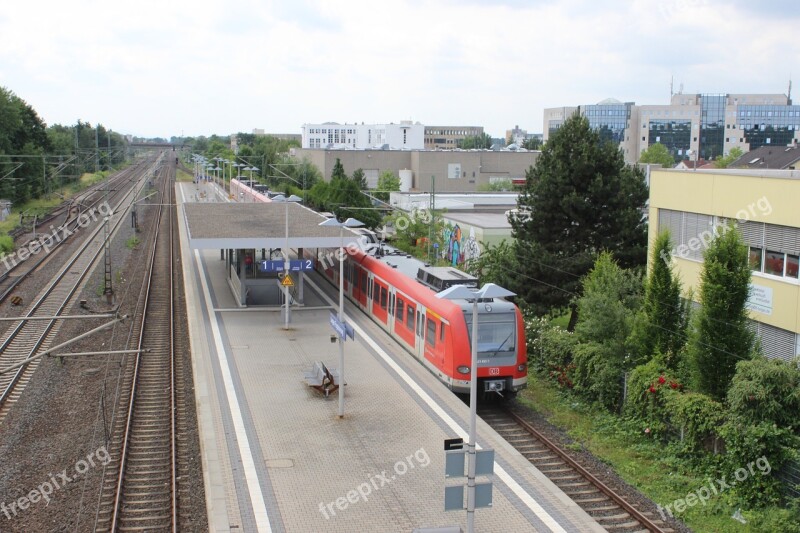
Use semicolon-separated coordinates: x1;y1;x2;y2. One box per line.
311;240;528;398
230;178;527;397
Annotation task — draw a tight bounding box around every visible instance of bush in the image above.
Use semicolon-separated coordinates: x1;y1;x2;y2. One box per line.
718;419;798;507
664;391;724;454
0;234;14;255
727;357;800;432
525;316;576;382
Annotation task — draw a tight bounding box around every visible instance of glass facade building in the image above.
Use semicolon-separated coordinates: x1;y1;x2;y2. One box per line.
700;94;726;160
582;103;629;144
738;105;800;150
648;119;691;161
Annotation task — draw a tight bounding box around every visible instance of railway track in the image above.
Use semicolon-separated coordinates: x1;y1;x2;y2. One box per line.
478;405;672;533
0;159;160;424
94;158;180;532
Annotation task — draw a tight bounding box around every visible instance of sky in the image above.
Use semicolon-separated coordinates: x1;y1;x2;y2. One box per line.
2;0;799;140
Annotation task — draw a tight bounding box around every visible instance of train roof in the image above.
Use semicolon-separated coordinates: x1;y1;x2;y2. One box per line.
366;244;478;293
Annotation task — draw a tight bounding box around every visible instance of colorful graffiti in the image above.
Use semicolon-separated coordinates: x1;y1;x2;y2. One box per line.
442;223;480;266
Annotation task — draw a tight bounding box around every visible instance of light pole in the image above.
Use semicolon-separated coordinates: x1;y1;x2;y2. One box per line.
319;217;364;418
435;282;515;533
272;194;303;329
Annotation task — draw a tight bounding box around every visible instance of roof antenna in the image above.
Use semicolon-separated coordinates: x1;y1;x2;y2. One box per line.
788;77;793;104
670;75;674;98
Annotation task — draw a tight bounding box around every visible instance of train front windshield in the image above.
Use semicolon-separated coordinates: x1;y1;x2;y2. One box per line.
465;312;516;358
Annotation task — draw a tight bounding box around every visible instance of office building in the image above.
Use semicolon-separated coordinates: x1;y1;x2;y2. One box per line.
301;121;424;150
545;92;800;163
424;126;484;150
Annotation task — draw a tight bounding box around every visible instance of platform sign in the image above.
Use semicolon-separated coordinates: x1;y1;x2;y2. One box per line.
259;259;315;273
329;312;355;340
281;275;295;287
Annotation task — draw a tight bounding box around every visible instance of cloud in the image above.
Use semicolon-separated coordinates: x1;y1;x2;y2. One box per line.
0;0;797;138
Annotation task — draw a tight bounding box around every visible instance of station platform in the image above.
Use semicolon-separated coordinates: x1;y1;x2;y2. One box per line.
175;181;604;533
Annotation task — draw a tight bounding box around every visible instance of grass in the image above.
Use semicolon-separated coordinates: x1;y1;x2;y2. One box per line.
518;374;788;532
549;311;570;329
125;236;140;249
176;169;193;182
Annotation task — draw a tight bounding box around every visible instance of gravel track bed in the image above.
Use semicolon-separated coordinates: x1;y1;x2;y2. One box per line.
0;180;206;532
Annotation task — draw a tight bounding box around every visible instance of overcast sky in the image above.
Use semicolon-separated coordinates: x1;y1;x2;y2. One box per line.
2;0;798;140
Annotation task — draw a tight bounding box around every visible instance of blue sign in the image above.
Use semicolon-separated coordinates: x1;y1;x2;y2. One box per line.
259;259;314;273
329;312;355;341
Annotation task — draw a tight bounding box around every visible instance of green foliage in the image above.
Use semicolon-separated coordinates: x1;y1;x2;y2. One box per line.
664;391;724;454
463;240;517;288
458;133;492;149
638;142;676;167
351;168;367;190
477;179;513;191
525;316;577;383
522;137;542;150
510;112;649;317
746;500;800;533
714;147;744;168
331;158;346;181
125;236;140;249
727;357;800;431
572;252;643;410
307;176;382;229
718;419;797;507
630;231;689;367
624;357;672;432
0;235;13;255
385;209;445;259
689;226;756;401
375;170;400;202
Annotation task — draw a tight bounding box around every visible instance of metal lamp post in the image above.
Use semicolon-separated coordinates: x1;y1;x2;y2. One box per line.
435;282;515;533
319;217;364;418
272;194;303;329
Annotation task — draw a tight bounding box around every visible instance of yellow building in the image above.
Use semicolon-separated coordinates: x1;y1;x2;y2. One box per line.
649;168;800;361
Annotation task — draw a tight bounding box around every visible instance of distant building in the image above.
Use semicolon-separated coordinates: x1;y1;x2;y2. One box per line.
291;148;538;192
545;93;800;164
301;121;424;150
424;126;484;150
730;142;800;170
505;125;527;146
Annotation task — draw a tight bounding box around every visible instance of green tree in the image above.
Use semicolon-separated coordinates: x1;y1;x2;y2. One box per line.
572;252;642;410
638;142;675;167
459;133;492;149
630;231;690;367
510;112;649;323
477;178;513;192
375;170;400;202
463;240;518;289
688;225;756;401
522;137;542;150
714;146;744;168
351;168;367;189
331;158;346;181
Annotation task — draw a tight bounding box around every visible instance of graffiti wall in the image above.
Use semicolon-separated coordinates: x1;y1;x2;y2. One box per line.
442;223;481;266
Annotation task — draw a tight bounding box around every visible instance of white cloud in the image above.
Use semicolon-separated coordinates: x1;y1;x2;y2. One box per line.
1;0;797;138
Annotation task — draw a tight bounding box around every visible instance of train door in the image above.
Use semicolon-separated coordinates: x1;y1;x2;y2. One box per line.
354;267;368;307
415;308;426;360
373;279;388;324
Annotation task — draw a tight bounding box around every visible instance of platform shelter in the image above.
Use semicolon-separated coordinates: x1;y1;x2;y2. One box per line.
182;202;361;310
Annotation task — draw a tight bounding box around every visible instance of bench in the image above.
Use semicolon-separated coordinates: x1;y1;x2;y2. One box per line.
304;361;339;397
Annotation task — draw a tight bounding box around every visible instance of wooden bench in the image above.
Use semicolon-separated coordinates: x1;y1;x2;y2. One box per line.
304;361;339;397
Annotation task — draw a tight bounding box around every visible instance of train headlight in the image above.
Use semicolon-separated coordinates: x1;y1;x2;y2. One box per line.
456;365;470;375
517;364;526;372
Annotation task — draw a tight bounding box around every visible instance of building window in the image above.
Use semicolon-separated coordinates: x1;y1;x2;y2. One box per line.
749;247;763;271
787;254;800;278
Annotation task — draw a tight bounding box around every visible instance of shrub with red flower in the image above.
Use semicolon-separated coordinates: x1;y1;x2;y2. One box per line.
548;363;575;389
658;375;666;384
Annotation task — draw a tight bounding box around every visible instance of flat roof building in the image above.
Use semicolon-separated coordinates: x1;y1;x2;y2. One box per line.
301;121;424;150
649;167;800;361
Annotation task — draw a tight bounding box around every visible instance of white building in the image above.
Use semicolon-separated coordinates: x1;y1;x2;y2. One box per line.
301;121;424;150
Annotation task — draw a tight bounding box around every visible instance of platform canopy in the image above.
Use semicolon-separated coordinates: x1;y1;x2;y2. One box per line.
183;203;363;249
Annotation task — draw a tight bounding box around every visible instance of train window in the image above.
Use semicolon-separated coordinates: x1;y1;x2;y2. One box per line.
396;299;404;322
426;319;436;347
389;293;394;316
380;287;388;309
416;311;422;337
373;283;380;303
440;323;446;343
406;304;415;330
